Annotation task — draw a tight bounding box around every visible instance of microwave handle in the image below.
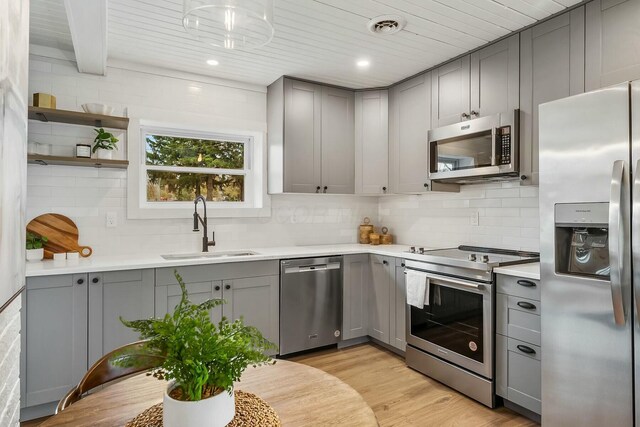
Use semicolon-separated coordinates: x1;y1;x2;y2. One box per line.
491;126;498;166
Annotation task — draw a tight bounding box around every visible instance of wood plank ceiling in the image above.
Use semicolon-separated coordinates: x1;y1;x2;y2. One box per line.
29;0;583;88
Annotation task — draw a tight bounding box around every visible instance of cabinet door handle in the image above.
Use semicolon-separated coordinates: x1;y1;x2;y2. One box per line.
401;262;405;267
76;278;84;285
423;183;429;189
215;285;221;291
517;279;536;288
316;186;321;193
517;301;536;310
92;277;99;284
382;260;388;265
382;186;387;193
461;112;470;120
323;186;328;193
225;284;231;290
517;344;536;355
470;110;479;117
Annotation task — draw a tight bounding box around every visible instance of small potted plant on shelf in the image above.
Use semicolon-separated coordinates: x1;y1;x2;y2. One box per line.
92;127;119;160
26;232;47;262
117;271;276;427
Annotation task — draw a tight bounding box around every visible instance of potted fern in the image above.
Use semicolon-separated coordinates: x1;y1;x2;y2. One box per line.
119;271;276;427
92;127;119;159
26;232;47;262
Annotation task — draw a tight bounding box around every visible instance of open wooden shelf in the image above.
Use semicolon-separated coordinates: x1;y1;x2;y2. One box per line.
27;154;129;169
28;106;129;129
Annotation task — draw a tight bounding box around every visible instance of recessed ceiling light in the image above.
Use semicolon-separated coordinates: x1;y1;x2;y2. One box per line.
206;59;219;66
357;59;370;68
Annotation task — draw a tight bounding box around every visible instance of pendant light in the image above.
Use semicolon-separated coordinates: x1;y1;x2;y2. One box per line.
183;0;275;50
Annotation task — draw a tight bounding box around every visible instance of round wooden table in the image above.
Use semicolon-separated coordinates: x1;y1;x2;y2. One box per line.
40;359;378;426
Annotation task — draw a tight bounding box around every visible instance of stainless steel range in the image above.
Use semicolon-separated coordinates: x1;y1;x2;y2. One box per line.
404;245;539;408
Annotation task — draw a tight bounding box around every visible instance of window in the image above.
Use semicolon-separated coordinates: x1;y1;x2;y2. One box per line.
141;127;253;207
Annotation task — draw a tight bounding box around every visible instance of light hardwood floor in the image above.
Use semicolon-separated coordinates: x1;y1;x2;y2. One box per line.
22;342;537;427
290;343;538;427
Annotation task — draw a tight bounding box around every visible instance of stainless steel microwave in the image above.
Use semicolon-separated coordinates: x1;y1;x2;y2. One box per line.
427;110;519;183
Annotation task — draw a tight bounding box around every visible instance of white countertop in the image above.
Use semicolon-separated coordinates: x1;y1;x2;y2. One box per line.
25;244;426;277
494;262;540;280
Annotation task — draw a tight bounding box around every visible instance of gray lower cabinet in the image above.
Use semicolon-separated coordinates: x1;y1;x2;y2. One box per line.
369;255;393;344
88;269;155;365
496;274;541;415
390;259;406;351
22;274;88;409
586;0;640;90
342;254;370;340
155;261;279;348
520;7;585;186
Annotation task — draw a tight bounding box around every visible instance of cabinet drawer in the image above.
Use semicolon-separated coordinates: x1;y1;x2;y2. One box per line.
506;337;541;414
496;294;541;346
497;275;540;301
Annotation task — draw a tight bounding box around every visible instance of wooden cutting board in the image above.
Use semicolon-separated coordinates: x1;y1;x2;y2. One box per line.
27;214;93;259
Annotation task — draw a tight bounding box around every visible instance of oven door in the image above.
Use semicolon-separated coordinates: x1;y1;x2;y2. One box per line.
406;270;493;379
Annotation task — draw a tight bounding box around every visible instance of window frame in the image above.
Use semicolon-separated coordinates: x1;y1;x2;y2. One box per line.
140;126;254;208
126;115;270;220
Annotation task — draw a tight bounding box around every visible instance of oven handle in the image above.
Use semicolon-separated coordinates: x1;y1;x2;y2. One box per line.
404;268;485;291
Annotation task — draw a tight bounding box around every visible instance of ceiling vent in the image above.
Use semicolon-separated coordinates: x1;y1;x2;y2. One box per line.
367;15;406;35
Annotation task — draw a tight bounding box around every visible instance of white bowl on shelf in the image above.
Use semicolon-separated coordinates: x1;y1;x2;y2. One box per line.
81;103;114;115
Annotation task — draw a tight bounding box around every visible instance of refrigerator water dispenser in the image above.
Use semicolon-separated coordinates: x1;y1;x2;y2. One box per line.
554;203;610;279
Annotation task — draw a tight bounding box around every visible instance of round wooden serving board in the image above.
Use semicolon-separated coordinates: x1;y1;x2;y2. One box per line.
27;213;92;258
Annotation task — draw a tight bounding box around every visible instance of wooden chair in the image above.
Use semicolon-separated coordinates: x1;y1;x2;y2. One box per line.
56;340;164;413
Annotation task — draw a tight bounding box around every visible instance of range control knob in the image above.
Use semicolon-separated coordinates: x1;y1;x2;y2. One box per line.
481;255;490;262
409;246;416;253
468;254;477;261
418;247;425;254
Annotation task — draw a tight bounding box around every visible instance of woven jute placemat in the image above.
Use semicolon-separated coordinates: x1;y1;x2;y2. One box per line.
125;390;281;427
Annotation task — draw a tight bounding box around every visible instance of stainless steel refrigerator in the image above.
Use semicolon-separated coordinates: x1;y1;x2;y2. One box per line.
539;81;640;426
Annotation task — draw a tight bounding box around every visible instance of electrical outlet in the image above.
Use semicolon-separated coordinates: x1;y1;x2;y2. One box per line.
470;211;479;226
106;211;118;228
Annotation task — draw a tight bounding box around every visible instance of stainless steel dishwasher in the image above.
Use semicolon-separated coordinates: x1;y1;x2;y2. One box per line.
279;257;343;355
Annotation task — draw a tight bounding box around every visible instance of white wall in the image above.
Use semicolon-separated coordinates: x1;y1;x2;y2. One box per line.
27;56;378;255
0;298;21;426
379;182;539;252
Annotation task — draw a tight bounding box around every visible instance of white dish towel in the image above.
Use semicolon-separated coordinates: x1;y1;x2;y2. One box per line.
406;270;430;308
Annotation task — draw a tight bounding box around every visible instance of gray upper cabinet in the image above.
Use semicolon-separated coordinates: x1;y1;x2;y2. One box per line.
431;56;471;127
389;73;430;194
369;255;392;344
355;90;389;195
321;86;355;194
283;78;322;194
586;0;640;90
470;34;520;118
520;8;585;186
390;259;406;351
23;274;88;408
88;269;155;365
342;254;370;340
268;77;354;194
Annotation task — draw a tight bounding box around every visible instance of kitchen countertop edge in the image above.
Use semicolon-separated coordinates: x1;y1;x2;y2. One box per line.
25;244;427;277
494;262;541;281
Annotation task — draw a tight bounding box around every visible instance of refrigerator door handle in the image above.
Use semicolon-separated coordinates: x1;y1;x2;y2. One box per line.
633;159;640;324
609;160;626;326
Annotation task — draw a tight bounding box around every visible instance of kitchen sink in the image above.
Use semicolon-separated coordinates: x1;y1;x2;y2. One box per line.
161;250;259;260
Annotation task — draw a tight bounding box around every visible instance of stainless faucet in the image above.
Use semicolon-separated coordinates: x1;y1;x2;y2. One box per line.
193;195;216;252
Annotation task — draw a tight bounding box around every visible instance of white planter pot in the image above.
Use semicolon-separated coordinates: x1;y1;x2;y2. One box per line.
163;383;235;427
26;248;44;262
96;149;113;160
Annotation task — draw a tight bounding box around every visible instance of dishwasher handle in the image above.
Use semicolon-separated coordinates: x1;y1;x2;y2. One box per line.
284;262;341;274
